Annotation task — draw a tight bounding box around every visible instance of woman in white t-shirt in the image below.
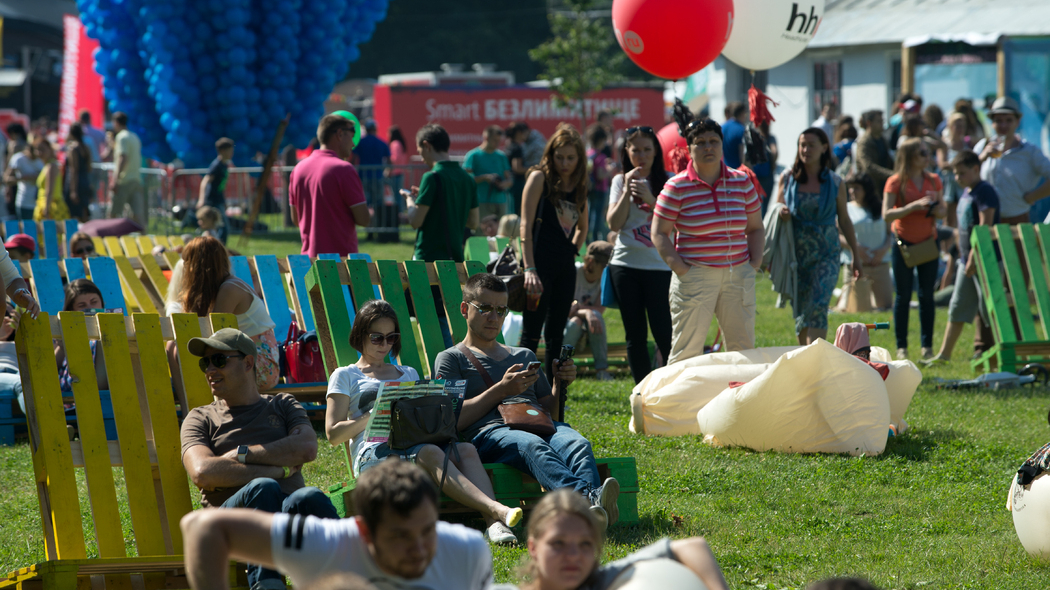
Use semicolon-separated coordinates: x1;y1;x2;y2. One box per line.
839;172;893;310
605;126;672;383
325;299;522;544
4;139;44;221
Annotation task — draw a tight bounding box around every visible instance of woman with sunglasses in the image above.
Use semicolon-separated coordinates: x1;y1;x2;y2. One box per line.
174;236;280;390
606;125;672;383
325;299;523;544
776;128;863;345
883;138;945;360
68;231;96;259
520;125;589;378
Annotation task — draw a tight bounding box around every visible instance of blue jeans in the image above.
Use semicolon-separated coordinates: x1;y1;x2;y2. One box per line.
892;242;938;350
473;422;601;497
0;369;23;413
221;479;338;588
587;189;607;242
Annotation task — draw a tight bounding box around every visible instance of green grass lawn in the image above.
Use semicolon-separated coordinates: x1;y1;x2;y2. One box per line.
2;229;1050;588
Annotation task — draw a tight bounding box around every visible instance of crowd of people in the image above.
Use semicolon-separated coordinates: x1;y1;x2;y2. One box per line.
2;110;147;227
6;88;1047;588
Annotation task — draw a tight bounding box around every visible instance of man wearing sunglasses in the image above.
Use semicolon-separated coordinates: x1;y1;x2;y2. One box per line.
434;274;621;530
180;328;338;590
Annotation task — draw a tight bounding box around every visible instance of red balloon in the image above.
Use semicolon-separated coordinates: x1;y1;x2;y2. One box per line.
612;0;735;80
656;122;686;171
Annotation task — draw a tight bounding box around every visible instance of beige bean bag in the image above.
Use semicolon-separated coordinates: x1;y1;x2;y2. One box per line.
628;346;799;436
630;342;921;456
698;340;897;455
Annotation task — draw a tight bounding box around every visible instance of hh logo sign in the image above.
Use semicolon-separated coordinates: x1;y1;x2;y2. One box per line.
623;30;644;54
786;2;821;35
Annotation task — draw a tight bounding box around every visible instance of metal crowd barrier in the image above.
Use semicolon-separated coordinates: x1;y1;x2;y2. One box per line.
91;161;434;241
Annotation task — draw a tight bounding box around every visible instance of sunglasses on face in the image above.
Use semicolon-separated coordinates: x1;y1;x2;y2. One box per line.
468;301;509;317
625;126;655;135
368;332;400;346
919;150;930;157
73;245;94;255
198;353;245;372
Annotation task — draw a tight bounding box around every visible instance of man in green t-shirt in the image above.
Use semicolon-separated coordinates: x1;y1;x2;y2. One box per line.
464;126;512;219
404;123;479;345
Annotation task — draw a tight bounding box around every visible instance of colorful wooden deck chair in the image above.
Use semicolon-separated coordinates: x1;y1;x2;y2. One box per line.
971;223;1050;374
2;311;248;589
306;258;640;524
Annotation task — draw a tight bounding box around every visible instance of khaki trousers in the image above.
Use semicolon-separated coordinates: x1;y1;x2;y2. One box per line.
668;263;756;365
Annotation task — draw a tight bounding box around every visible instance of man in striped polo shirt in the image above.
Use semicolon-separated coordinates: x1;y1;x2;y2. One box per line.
652;118;764;364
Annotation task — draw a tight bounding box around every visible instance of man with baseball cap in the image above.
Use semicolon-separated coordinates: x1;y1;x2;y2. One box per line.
179;327;337;590
4;233;35;263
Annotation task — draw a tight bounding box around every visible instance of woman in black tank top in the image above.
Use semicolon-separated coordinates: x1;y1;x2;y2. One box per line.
519;125;589;378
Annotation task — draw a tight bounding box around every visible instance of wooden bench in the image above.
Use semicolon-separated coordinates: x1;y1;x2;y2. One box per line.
305;257;640;524
327;456;640;525
2;310;247;589
2;219;62;259
971;223;1050;374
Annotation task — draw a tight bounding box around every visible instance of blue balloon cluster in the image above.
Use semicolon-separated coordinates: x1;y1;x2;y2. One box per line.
77;0;389;167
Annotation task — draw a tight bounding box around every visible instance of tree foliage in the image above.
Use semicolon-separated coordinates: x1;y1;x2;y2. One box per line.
529;0;625;122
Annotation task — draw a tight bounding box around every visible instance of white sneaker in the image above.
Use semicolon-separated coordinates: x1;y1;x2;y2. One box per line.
588;505;609;533
593;477;620;526
486;521;517;545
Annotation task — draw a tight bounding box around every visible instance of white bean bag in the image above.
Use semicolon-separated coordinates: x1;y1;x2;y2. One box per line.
607;558;708;590
1010;468;1050;556
629;346;799;436
697;340;897;455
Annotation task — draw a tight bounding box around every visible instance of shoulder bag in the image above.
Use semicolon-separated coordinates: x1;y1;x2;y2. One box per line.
486;244;527;312
894;177;939;268
457;342;556;436
386;381;461;493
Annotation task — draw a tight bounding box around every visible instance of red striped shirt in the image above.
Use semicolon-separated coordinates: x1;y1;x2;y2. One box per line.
654;162;761;268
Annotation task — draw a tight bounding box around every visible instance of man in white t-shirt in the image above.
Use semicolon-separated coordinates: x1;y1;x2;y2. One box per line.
181;459;493;590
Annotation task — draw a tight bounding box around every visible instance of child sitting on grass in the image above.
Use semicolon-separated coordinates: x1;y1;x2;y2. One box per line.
563;240;614;381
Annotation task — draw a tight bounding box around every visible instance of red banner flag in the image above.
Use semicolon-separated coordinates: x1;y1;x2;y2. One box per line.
59;14;104;142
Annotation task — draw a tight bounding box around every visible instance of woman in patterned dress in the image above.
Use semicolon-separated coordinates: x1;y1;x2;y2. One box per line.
777;128;863;344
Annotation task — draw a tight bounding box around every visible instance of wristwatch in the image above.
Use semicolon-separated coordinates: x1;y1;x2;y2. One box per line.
237;445;249;464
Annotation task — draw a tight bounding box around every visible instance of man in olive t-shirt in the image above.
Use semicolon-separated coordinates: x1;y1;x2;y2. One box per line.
179;328;337;590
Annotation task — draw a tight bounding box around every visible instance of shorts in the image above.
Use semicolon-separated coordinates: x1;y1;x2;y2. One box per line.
947;260;986;324
355;441;431;476
251;329;280;391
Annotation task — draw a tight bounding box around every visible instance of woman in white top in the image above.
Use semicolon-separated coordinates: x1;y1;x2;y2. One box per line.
839;172;893;310
325;299;522;545
172;236;280;391
605;126;672;384
4;138;43;221
494;488;730;590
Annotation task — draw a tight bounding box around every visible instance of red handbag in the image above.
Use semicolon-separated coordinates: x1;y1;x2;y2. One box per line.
282;321;326;384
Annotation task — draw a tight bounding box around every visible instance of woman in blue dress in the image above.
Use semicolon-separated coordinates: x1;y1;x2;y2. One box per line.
777;128;863;344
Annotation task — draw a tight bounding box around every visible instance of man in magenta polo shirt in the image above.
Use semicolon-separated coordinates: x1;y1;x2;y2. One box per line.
289;114;371;257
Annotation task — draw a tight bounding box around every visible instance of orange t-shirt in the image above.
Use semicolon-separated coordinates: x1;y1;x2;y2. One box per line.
886;172;943;243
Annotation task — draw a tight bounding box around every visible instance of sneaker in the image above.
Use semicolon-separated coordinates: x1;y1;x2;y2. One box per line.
588;505;609;533
592;477;620;527
920;355;949;366
921;347;934;360
896;348;908;360
486;521;517;545
504;507;523;528
595;370;614;382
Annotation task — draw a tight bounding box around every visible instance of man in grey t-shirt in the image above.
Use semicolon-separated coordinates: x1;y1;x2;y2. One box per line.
433;273;621;528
